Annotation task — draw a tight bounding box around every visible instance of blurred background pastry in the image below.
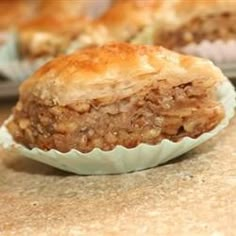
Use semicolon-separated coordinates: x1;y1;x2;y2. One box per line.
95;0;236;63
66;0;165;53
96;0;164;42
0;0;36;45
17;0;113;60
156;0;236;50
19;16;90;60
154;0;236;63
0;0;113;81
38;0;112;19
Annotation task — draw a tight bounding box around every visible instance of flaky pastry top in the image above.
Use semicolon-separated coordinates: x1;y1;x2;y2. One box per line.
20;43;225;106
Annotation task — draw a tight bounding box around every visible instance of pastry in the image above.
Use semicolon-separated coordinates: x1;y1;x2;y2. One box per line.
19;16;89;59
155;0;236;50
105;0;236;62
38;0;112;19
18;0;114;59
97;0;163;42
18;0;167;60
0;0;36;44
19;16;90;59
0;0;34;31
66;0;165;52
7;43;225;153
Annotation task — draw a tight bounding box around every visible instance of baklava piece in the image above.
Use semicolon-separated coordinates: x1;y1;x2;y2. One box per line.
96;0;163;42
155;0;236;50
19;16;90;59
0;0;36;45
8;43;225;153
18;0;112;59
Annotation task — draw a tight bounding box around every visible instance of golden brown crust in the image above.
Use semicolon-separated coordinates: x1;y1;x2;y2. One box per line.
96;0;163;41
37;0;113;19
0;0;35;31
20;43;225;106
175;0;236;15
20;15;88;35
19;15;90;58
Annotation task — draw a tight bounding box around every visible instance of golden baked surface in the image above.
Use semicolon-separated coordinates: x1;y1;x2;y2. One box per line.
97;0;163;41
20;43;224;106
19;15;89;58
0;0;34;30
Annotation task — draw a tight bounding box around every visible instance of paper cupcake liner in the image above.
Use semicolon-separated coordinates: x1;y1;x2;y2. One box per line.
0;79;235;175
180;40;236;64
0;32;50;82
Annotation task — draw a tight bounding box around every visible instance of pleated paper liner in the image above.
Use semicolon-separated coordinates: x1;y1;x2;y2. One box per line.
0;79;235;175
180;40;236;78
180;40;236;64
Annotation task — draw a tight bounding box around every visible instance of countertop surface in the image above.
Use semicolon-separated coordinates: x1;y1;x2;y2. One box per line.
0;101;236;236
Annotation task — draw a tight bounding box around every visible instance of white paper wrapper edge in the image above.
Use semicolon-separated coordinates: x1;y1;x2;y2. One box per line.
180;40;236;64
0;79;235;175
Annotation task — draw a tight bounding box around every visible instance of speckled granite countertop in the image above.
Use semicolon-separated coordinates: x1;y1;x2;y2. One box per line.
0;101;236;236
